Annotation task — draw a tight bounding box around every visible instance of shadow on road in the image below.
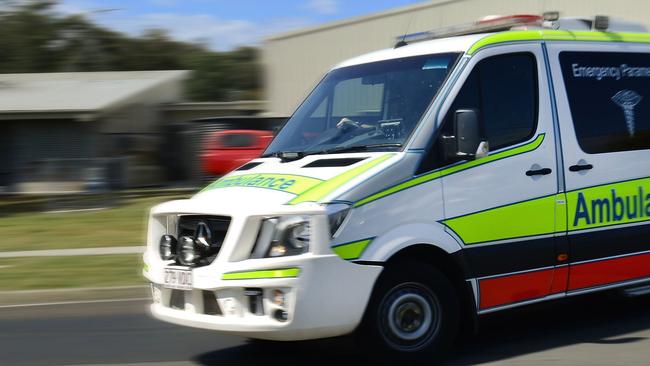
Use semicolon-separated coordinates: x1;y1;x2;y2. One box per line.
193;291;650;366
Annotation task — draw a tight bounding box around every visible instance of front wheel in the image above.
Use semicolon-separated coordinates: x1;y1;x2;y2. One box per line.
357;261;460;363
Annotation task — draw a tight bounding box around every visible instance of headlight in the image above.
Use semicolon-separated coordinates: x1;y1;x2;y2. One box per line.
251;216;311;258
325;203;351;237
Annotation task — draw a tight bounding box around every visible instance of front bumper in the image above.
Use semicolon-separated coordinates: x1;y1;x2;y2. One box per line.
144;252;382;341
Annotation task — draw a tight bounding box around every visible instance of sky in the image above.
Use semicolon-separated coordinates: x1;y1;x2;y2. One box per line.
55;0;427;50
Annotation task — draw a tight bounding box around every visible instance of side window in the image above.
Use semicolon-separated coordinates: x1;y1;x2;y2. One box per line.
441;52;538;150
559;51;650;153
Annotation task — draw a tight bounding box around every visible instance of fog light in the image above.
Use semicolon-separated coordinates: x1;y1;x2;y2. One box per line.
274;309;288;322
159;235;177;260
271;289;285;307
268;243;287;257
150;284;161;304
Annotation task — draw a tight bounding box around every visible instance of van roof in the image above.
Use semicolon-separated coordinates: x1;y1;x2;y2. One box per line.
334;30;650;69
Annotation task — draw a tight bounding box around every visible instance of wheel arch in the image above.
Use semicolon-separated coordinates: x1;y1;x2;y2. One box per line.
360;222;463;262
379;244;479;336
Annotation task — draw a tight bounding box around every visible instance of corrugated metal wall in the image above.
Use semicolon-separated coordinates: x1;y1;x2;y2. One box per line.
10;120;96;184
0;124;13;187
263;0;650;116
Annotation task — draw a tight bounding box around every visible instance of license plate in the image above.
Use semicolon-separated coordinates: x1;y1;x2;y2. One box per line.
163;268;192;290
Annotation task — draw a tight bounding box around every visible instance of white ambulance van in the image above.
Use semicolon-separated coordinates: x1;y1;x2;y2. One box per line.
143;14;650;360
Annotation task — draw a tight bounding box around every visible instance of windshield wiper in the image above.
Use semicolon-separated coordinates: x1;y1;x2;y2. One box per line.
313;143;403;155
264;143;403;162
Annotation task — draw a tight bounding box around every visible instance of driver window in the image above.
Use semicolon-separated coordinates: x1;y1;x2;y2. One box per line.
418;52;538;173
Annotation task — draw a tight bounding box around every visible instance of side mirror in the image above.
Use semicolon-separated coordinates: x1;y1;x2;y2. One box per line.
443;109;489;161
455;109;480;156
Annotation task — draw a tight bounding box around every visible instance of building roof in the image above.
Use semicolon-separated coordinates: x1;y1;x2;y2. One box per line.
0;70;189;116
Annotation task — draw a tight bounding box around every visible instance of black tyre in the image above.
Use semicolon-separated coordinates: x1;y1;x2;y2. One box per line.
357;261;460;363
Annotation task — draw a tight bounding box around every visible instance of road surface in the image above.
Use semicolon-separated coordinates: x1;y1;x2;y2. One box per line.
1;290;649;366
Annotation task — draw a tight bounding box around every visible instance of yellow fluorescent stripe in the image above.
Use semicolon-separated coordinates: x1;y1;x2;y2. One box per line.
202;173;323;195
443;195;557;245
332;239;373;260
288;154;395;205
355;134;544;207
445;177;650;245
468;30;650;55
567;177;650;231
438;134;544;176
555;193;568;233
222;268;300;280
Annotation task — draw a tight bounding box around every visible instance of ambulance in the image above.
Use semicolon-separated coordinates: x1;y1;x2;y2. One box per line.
143;13;650;360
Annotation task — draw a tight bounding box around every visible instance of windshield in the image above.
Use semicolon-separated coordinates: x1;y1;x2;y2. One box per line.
265;53;459;156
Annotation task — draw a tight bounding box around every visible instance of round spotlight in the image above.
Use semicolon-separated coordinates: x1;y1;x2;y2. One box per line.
159;235;177;260
178;236;197;266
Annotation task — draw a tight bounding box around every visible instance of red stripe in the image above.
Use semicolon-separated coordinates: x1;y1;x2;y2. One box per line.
478;253;650;310
568;252;650;291
550;266;569;294
479;268;554;309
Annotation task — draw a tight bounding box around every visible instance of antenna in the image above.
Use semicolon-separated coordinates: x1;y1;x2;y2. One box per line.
395;13;416;48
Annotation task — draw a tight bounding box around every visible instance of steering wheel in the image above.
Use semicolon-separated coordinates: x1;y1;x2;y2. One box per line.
336;117;362;131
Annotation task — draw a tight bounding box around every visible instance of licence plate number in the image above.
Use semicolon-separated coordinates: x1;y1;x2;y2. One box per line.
164;268;192;290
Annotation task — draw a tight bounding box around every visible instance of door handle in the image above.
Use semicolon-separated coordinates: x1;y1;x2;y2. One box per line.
526;167;552;176
569;164;593;172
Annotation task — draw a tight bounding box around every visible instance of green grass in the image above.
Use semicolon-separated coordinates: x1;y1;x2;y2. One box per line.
0;254;144;291
0;193;189;252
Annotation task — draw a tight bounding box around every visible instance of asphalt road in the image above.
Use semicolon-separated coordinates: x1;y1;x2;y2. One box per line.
1;290;649;366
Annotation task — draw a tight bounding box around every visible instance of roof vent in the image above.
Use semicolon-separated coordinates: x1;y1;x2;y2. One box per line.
235;161;263;171
302;157;367;168
542;11;560;21
594;15;609;31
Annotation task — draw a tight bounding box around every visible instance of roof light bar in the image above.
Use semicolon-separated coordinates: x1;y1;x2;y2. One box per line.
393;13;647;48
396;14;542;47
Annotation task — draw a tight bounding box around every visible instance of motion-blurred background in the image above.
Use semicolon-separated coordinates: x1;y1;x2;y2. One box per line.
1;0;649;305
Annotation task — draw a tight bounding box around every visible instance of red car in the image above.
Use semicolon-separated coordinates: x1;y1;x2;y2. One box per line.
202;129;274;176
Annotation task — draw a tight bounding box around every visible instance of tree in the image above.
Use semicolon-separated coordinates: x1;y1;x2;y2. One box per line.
0;0;262;101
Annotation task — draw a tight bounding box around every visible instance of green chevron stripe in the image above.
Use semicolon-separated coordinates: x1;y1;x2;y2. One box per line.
355;134;545;207
288;154;394;205
222;268;300;280
468;30;650;55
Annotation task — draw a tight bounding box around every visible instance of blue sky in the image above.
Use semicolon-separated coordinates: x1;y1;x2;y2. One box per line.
55;0;426;50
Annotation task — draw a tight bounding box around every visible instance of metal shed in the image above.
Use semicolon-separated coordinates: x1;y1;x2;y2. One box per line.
263;0;650;116
0;70;189;192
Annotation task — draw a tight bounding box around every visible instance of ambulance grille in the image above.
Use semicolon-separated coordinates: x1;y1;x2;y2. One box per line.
175;215;231;267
